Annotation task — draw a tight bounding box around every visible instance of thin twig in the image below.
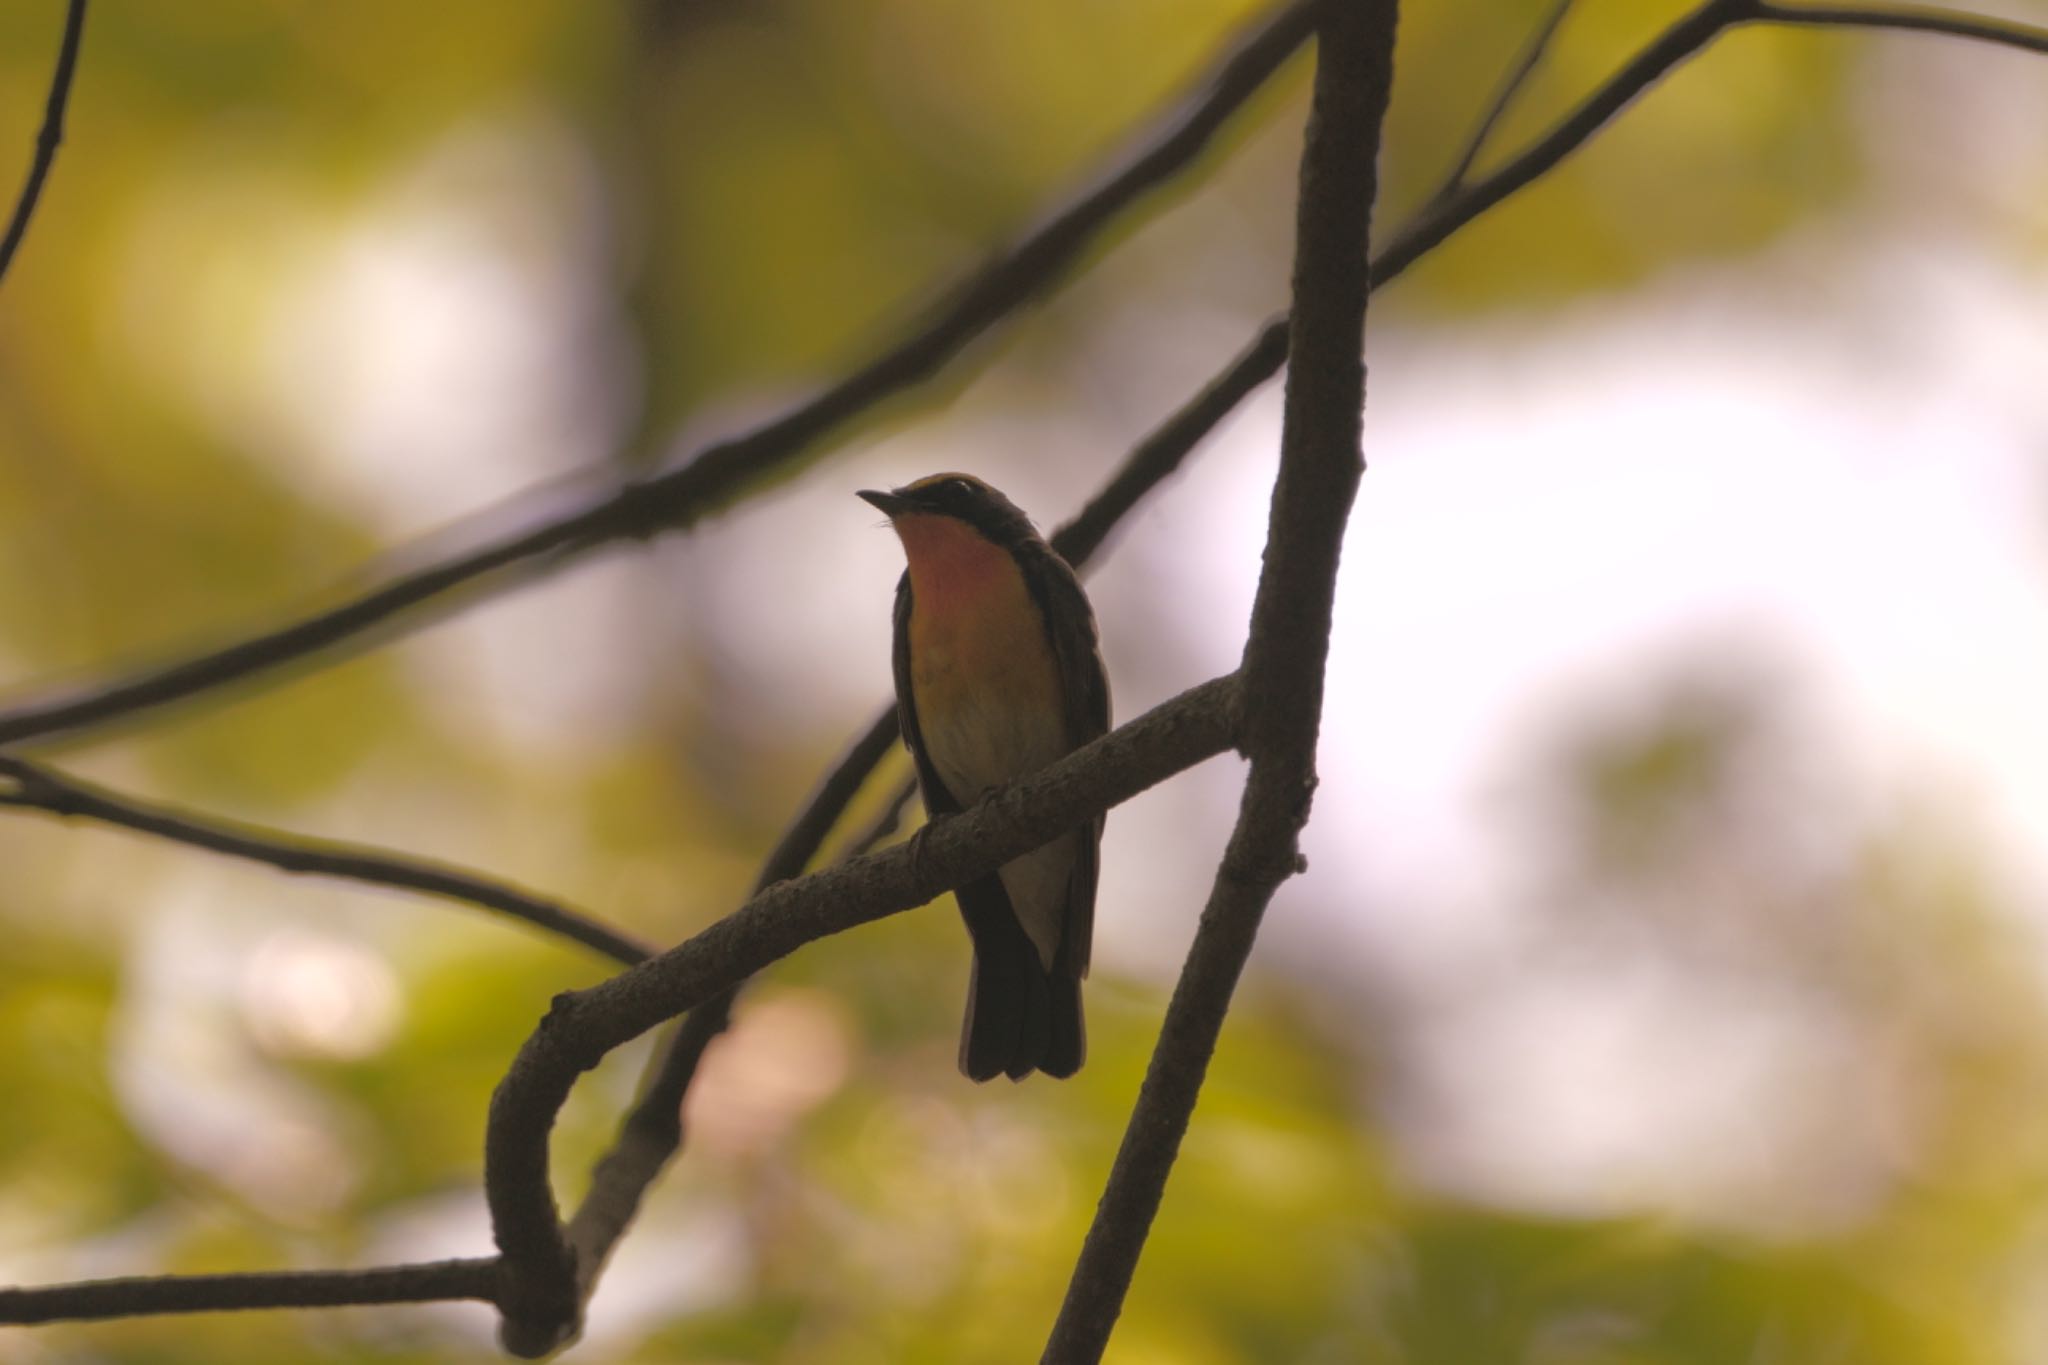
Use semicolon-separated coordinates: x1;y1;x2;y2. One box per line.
0;1257;498;1325
10;0;2048;1345
555;713;904;1303
0;0;1319;749
0;0;87;288
547;324;1285;1312
0;757;654;967
6;0;2043;756
486;673;1244;1357
1042;1;1397;1358
1430;0;1577;203
1747;0;2048;53
833;775;919;862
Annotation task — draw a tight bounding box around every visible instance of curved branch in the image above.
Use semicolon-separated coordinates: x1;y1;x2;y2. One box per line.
8;0;2048;1347
4;0;2039;758
0;1258;498;1325
551;713;903;1304
1748;0;2048;53
542;321;1288;1311
486;672;1243;1357
0;0;1318;750
0;756;655;967
1044;0;1397;1356
0;0;86;288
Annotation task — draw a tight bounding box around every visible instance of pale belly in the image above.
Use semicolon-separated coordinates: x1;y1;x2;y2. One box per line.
911;601;1074;969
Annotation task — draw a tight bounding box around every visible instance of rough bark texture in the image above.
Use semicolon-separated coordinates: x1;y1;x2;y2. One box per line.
1042;3;1398;1359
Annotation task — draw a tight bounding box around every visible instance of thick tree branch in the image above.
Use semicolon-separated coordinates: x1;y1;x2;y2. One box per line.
0;332;1260;1340
3;0;2037;759
550;714;902;1308
487;673;1243;1357
0;0;1317;750
1044;2;1397;1359
0;1257;498;1325
0;756;655;968
0;0;86;288
544;327;1285;1311
8;0;2048;1350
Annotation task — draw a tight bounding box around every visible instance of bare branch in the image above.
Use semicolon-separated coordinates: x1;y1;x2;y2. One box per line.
545;326;1292;1313
1046;320;1295;570
486;673;1243;1357
4;0;2037;759
0;1258;498;1325
0;0;1318;750
0;756;655;968
834;774;920;862
1374;0;1747;288
1747;0;2048;53
1430;0;1578;203
10;0;2048;1349
0;0;86;288
1043;2;1398;1358
552;712;905;1305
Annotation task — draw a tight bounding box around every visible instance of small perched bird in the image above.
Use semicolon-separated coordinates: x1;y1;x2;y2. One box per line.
859;474;1110;1080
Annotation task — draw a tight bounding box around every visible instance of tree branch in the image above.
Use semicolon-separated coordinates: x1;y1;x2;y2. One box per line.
1042;2;1397;1358
0;325;1262;1339
1746;0;2048;53
541;323;1289;1316
0;756;655;968
834;774;920;861
0;0;86;289
3;0;2037;759
549;713;904;1310
0;1257;498;1325
8;0;2048;1349
0;0;1318;750
1429;0;1577;204
486;672;1243;1357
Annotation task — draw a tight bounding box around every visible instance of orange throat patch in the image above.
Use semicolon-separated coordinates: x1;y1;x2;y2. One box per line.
893;510;1074;968
894;513;1064;771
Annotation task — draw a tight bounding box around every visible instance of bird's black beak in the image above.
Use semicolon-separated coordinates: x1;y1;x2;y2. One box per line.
857;488;911;516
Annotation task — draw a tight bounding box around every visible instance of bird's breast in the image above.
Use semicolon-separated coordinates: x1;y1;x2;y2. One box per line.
906;543;1067;803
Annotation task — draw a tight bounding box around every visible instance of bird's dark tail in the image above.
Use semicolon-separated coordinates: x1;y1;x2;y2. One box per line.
958;945;1086;1082
955;876;1086;1081
959;940;1047;1082
1039;962;1085;1079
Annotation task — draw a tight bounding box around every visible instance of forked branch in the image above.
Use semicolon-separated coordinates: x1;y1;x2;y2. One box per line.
1045;0;1397;1355
0;0;1321;749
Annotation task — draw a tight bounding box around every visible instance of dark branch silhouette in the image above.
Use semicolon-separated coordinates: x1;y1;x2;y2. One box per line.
2;0;2040;758
0;0;1319;749
6;0;2048;1347
1430;0;1577;203
0;1258;497;1325
1045;1;1396;1356
1752;0;2048;53
835;775;920;861
542;333;1295;1316
0;0;86;288
0;756;654;968
486;673;1244;1357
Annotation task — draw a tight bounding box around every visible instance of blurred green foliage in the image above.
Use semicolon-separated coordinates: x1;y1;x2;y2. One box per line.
1;1;2044;1362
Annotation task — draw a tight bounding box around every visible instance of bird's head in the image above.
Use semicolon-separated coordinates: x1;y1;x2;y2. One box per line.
857;472;1036;544
859;473;1045;606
